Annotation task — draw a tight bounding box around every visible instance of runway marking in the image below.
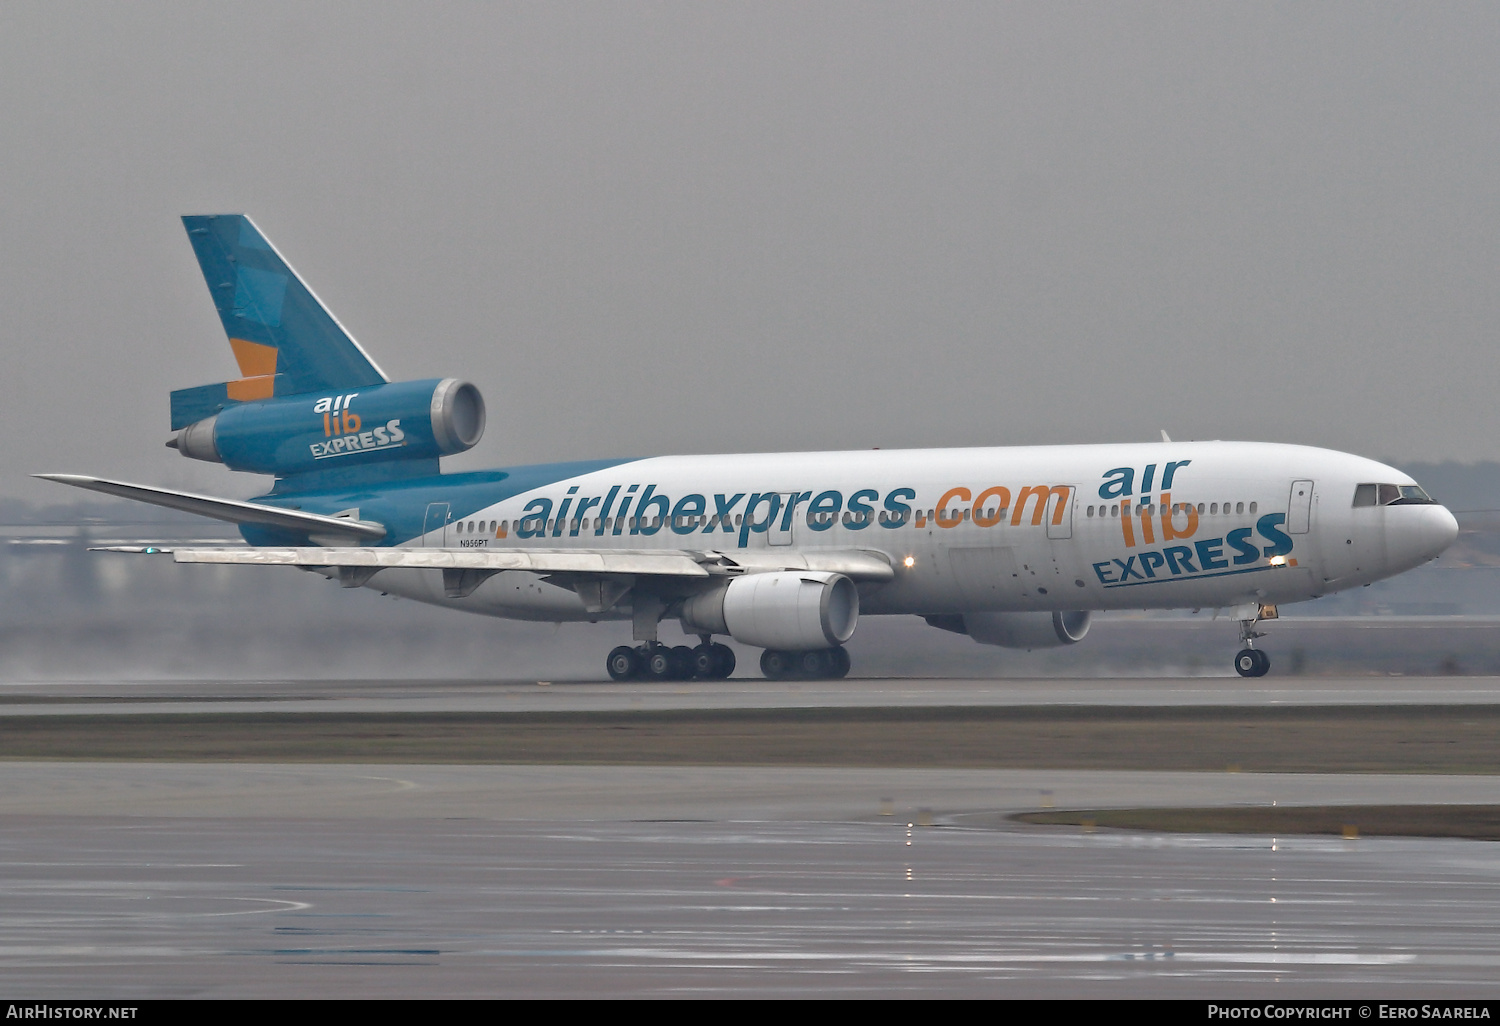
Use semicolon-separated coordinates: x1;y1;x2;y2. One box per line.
201;897;312;917
358;774;421;791
595;947;1421;967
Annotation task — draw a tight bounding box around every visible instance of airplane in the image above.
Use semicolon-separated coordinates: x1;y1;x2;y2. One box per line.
40;215;1459;681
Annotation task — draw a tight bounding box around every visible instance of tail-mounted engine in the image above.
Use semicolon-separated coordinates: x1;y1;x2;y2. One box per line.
168;377;484;477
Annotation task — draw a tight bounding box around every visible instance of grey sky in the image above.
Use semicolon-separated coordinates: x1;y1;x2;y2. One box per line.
3;2;1498;504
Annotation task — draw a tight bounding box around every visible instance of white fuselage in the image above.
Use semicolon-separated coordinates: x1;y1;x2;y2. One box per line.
365;440;1458;625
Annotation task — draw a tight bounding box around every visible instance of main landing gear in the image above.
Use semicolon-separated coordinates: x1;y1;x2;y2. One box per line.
759;646;851;681
606;642;736;681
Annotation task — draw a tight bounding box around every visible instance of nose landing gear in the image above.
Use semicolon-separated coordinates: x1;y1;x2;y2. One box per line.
1233;604;1276;677
1234;648;1270;677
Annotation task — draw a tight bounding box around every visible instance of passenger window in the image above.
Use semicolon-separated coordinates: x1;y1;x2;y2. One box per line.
1249;502;1257;514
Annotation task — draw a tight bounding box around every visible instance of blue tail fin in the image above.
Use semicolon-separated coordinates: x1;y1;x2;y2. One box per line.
171;215;388;429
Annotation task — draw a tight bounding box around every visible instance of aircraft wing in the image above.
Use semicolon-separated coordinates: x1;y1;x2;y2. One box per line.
96;544;895;605
35;474;387;541
111;545;894;579
160;545;714;577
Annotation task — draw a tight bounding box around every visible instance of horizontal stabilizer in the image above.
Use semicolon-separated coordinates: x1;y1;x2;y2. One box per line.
34;474;386;541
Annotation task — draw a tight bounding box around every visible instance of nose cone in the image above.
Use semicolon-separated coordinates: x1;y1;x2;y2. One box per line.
1428;504;1460;557
1387;503;1459;571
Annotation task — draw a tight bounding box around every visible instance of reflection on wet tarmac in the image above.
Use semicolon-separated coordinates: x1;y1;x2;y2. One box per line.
2;810;1498;997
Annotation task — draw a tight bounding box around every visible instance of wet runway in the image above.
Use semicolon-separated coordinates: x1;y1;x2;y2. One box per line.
4;814;1500;997
1;763;1499;997
4;673;1500;715
4;674;1500;997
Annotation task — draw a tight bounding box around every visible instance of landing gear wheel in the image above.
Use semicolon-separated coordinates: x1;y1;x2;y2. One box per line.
760;649;796;681
829;646;851;678
710;643;735;679
646;645;675;680
1235;648;1270;678
691;644;718;679
797;649;832;679
670;645;695;680
606;645;641;681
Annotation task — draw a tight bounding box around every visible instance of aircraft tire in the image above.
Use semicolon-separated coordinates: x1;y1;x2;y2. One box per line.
760;649;796;680
1234;649;1259;678
692;643;735;679
1253;649;1271;677
797;649;832;679
670;645;696;680
646;645;676;680
829;645;851;678
606;645;641;681
691;644;718;679
711;643;735;679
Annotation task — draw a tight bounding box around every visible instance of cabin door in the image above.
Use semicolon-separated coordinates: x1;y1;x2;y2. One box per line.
1288;480;1314;534
1045;486;1076;540
423;502;451;546
767;493;797;546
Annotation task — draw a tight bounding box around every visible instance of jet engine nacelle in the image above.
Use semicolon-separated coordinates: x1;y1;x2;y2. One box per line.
961;610;1091;649
681;571;859;651
169;377;485;476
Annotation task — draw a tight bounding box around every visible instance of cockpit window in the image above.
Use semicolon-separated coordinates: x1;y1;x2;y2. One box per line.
1354;483;1437;507
1393;484;1436;505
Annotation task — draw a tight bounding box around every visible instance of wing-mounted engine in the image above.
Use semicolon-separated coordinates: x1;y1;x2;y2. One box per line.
168;377;485;477
681;571;859;651
927;610;1092;649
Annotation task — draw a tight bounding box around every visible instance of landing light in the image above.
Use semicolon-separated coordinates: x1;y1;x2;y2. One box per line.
1269;555;1287;567
903;555;915;568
